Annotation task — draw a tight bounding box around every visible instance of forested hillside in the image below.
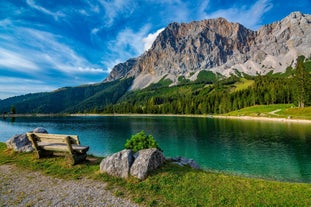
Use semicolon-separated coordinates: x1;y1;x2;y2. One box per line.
0;78;133;114
103;56;311;114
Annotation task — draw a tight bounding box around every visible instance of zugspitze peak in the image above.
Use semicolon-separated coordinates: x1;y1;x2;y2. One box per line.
105;12;311;89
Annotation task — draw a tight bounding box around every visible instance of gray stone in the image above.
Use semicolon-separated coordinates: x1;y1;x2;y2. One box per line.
168;156;201;169
32;127;48;133
130;148;165;180
6;134;33;152
100;149;134;178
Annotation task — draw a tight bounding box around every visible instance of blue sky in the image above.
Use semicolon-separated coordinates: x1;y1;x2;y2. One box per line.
0;0;310;99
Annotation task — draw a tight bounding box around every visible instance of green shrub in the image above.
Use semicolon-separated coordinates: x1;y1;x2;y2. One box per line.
124;131;160;152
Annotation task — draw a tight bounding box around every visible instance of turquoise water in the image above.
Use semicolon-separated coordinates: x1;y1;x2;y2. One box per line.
1;116;311;183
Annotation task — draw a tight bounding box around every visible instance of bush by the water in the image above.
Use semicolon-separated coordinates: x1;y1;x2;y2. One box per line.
124;131;160;152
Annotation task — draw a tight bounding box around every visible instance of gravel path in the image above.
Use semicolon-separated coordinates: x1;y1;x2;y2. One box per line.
0;164;138;207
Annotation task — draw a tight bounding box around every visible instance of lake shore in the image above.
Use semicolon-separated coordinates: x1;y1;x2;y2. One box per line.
213;115;311;124
3;113;311;124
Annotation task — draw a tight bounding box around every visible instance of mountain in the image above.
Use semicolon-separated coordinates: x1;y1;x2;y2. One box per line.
105;12;311;89
1;12;310;114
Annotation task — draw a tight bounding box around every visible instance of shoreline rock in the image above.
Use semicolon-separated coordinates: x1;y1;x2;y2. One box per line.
167;156;201;169
6;127;48;153
100;148;165;180
130;148;165;180
99;149;133;178
100;148;200;180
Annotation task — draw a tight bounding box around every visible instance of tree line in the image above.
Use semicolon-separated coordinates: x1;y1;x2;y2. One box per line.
102;56;311;115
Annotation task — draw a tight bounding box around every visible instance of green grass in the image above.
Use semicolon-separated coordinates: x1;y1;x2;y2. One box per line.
232;78;254;92
1;142;311;206
226;104;311;120
279;107;311;120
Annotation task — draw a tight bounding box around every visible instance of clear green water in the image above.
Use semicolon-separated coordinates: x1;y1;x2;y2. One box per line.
1;116;311;183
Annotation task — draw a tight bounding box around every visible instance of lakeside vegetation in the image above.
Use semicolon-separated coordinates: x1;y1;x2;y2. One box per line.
225;104;311;120
1;142;311;206
103;56;311;115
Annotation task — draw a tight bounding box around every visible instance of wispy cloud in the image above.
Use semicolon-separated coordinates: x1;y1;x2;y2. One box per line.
0;76;55;99
0;48;39;71
0;17;107;99
106;25;150;63
26;0;65;20
0;20;105;75
203;0;273;29
99;0;135;27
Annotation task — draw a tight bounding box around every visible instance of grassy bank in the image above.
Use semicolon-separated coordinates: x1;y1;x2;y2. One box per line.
1;143;311;206
225;104;311;120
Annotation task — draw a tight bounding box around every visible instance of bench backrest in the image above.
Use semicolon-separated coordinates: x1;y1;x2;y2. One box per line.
26;133;80;145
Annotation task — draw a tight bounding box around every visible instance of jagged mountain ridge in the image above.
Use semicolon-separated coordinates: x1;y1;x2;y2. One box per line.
105;12;311;89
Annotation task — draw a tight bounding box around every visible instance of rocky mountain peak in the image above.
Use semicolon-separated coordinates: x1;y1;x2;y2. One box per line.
105;12;311;89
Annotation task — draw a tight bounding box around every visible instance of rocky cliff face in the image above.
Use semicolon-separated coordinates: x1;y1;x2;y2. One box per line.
105;12;311;89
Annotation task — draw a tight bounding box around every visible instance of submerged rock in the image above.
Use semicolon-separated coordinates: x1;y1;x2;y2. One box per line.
168;156;201;169
100;149;134;178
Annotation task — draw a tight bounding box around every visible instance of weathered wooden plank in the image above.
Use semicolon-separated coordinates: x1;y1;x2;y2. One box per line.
38;143;89;151
28;133;80;144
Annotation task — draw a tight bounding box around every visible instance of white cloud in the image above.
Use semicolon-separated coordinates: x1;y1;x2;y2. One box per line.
91;27;100;35
143;28;165;51
0;77;56;99
106;25;151;62
0;48;39;71
0;20;106;77
203;0;273;29
18;27;105;75
77;67;107;73
99;0;135;27
26;0;65;20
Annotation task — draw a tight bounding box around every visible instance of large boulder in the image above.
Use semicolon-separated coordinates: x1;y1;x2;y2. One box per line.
130;148;165;180
6;134;33;152
6;127;48;153
100;149;134;178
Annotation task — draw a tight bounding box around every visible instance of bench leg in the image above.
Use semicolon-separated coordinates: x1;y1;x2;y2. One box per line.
34;149;53;159
66;153;87;165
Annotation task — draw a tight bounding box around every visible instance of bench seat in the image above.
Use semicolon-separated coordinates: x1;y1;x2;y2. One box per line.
38;143;89;153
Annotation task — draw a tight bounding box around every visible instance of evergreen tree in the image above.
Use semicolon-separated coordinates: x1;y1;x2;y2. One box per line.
294;56;310;107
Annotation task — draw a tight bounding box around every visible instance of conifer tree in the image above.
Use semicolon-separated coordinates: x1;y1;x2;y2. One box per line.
294;56;310;108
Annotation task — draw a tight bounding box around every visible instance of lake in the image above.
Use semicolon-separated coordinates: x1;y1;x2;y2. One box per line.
1;115;311;183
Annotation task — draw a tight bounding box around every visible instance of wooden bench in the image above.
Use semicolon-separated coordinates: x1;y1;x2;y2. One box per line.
27;132;89;165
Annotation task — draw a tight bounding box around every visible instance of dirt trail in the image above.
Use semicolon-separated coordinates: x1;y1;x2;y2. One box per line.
0;164;138;207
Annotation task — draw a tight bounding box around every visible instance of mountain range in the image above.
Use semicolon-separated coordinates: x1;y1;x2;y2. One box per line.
106;11;311;89
0;11;310;114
